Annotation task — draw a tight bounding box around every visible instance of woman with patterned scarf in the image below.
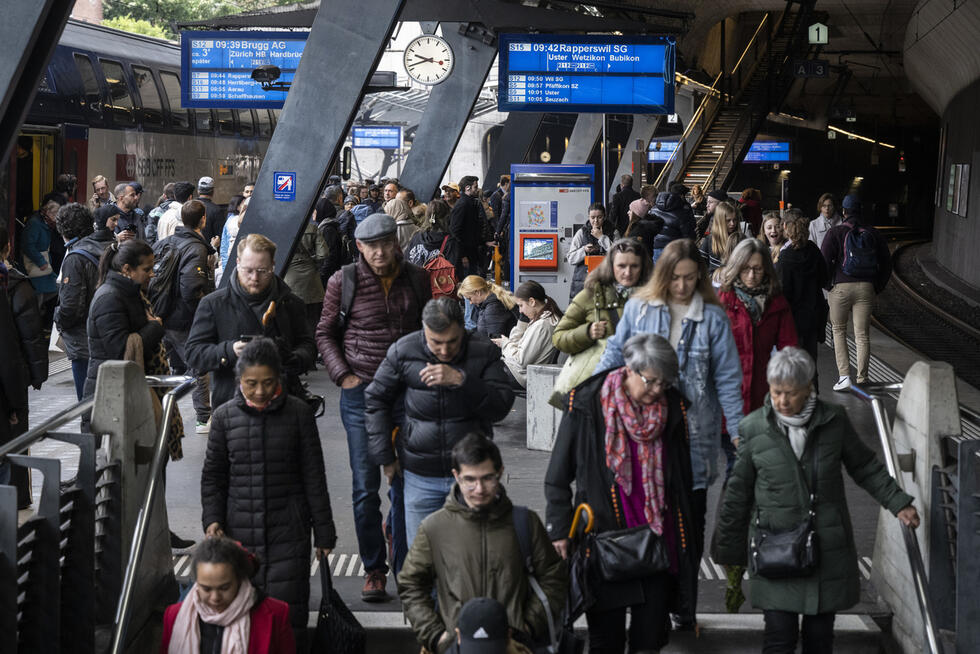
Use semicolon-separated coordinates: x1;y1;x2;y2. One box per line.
545;334;701;653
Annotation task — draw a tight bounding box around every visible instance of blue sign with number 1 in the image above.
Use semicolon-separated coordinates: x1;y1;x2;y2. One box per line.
273;172;296;201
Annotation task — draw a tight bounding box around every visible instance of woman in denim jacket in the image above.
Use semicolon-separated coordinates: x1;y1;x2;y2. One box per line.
594;237;743;628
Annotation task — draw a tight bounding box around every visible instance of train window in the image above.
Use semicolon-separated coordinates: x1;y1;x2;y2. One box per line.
73;54;102;115
132;66;163;127
256;109;272;138
216;109;235;135
237;109;254;137
159;72;190;132
99;60;135;126
195;108;213;133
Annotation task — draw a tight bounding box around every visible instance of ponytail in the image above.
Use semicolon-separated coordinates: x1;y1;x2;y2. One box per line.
515;280;563;320
98;239;153;285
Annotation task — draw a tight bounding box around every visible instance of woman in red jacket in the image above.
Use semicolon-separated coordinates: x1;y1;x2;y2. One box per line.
716;238;798;475
161;537;295;654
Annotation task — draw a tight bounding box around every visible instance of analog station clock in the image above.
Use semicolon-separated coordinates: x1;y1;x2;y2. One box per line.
403;35;454;85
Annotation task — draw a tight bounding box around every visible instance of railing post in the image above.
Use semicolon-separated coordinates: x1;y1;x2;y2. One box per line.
0;485;17;654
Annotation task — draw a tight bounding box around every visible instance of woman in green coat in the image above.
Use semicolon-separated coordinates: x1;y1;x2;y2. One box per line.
714;346;920;653
550;238;652;408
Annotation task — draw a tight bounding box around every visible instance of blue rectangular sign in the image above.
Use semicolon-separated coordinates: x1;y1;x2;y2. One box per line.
743;141;791;163
272;171;296;202
498;34;675;114
647;140;679;162
351;125;402;149
180;31;307;109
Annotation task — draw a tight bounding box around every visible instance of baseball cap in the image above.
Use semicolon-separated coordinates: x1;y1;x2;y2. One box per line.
198;176;215;191
130;182;144;195
842;194;861;211
456;598;509;654
442;183;460;193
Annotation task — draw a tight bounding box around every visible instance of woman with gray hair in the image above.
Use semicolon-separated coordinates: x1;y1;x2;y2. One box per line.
545;333;701;652
714;346;920;653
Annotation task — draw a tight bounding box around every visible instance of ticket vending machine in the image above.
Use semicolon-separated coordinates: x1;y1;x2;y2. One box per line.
509;164;594;300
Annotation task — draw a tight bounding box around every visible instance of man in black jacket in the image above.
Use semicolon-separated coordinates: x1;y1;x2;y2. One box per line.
449;176;483;278
186;233;315;411
366;298;515;548
161;200;216;432
610;174;641;235
196;176;225;245
650;186;695;263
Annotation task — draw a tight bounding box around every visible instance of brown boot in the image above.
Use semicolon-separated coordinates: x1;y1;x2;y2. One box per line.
361;569;389;602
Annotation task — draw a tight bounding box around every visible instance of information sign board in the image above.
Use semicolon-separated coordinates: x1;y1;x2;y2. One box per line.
351;125;402;149
273;171;296;202
498;34;675;114
181;31;307;108
743;141;791;163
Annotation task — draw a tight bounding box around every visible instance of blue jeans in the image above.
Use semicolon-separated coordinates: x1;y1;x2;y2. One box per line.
388;474;408;576
339;383;388;574
652;247;664;265
403;470;455;548
71;359;88;401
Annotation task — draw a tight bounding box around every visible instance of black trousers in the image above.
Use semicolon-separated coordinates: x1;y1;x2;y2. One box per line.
586;572;675;653
798;328;822;394
763;610;835;654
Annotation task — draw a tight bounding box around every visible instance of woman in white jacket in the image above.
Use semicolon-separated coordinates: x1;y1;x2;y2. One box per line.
492;280;563;388
566;202;618;300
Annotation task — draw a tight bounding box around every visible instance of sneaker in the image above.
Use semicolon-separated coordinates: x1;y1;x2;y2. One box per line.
195;420;209;434
361;570;389;602
833;376;852;392
170;531;195;549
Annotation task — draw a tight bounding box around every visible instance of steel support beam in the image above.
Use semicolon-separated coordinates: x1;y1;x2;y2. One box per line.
561;114;603;165
610;114;661;198
227;0;407;279
0;0;73;165
399;24;497;202
482;112;543;194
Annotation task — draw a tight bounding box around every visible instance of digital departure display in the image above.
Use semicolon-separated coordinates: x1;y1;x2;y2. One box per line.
351;125;402;149
497;34;675;114
647;140;679;162
180;31;307;108
647;140;792;163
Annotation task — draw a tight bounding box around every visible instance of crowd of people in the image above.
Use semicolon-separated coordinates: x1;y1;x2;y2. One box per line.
0;167;921;654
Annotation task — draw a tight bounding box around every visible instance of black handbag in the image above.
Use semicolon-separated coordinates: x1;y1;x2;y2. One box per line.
311;562;366;654
593;524;670;583
749;436;821;579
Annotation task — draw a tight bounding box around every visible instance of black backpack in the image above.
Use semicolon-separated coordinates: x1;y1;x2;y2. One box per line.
148;236;182;317
841;223;878;278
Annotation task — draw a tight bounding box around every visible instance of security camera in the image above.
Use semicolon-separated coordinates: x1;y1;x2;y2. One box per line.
251;65;282;85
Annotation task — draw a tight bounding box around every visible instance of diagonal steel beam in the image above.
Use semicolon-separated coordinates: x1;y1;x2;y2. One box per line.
562;114;603;164
227;0;407;280
483;111;543;194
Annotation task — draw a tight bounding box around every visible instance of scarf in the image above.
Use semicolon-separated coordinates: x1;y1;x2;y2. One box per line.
231;271;276;325
168;579;256;654
733;278;768;325
773;392;817;459
600;367;668;534
243;384;283;411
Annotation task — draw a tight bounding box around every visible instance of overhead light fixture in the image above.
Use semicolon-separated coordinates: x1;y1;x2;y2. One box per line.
828;125;895;149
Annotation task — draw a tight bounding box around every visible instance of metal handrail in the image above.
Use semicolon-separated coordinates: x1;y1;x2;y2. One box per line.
848;382;945;654
110;376;196;654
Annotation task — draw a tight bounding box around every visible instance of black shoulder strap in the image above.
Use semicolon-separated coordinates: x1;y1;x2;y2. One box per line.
512;505;534;574
67;248;100;267
338;263;357;331
807;434;820;517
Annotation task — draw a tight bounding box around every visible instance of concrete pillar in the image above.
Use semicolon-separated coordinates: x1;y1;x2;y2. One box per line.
871;361;959;654
561;114;603;165
525;364;564;451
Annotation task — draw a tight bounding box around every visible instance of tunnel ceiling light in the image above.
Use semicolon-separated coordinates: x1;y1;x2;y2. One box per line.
828;125;895;149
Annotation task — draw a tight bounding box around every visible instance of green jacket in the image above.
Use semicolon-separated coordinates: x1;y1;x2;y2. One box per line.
552;283;628;355
398;486;567;653
713;398;913;615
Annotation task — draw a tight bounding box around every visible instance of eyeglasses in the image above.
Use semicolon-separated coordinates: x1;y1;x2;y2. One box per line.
458;472;501;490
743;266;766;276
238;266;274;277
630;369;670;391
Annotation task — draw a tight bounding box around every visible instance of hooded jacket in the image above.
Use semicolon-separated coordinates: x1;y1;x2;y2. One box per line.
165;226;216;332
54;228;116;359
650;191;695;251
6;269;47;392
470;291;517;338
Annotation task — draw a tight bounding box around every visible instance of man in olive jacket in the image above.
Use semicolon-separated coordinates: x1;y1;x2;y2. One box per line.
399;435;567;654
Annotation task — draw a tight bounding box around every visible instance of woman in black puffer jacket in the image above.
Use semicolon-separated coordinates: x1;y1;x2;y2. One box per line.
201;338;336;651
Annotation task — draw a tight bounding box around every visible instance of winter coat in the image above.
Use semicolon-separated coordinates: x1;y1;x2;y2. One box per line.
820;217;892;292
777;242;829;341
713;398;914;614
365;330;515;478
399;487;567;653
21;214;57;294
316;217;351;285
82;271;165;400
553;283;628;355
449;194;483;269
201;390;335;632
164;226;216;332
282;220;327;305
501;312;560;387
55;229;116;359
219;214;241;274
808;213;843;250
610;186;641;235
185;274;316;409
470;292;516;338
718;290;798;414
623;218;661;256
594;292;744;489
198;197;225;244
650;191;695;251
6;270;47;391
566;227;614;299
545;377;702;613
315;256;430;385
113;209;147;242
160;594;295;654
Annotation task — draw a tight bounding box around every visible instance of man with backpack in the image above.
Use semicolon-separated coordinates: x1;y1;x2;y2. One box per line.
316;185;356;284
151;200;215;432
820;194;892;391
315;212;430;602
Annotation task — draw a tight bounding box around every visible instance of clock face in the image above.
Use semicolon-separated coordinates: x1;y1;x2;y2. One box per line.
404;35;454;86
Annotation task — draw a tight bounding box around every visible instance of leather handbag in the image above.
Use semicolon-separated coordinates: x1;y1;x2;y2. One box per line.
749;436;821;579
594;524;670;583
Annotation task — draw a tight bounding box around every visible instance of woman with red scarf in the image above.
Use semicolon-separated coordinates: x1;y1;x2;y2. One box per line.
201;338;335;651
545;333;700;653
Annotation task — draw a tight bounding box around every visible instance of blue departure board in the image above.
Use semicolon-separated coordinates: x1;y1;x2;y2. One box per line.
498;34;675;114
180;31;307;108
647;140;792;163
351;125;402;149
647;140;679;162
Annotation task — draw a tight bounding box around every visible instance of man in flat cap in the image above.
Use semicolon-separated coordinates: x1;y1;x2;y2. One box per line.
315;212;431;602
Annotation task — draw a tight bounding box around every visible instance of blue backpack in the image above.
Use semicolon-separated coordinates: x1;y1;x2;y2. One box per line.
842;224;878;278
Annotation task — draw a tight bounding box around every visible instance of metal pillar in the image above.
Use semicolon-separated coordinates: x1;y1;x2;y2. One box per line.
0;0;73;164
609;115;661;199
561;114;603;164
399;23;498;202
483;111;543;193
226;0;407;279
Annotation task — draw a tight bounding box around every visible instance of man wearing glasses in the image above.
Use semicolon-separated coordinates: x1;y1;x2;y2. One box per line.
186;233;316;410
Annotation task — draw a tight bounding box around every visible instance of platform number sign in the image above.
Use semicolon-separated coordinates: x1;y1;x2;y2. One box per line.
808;22;829;45
273;171;296;202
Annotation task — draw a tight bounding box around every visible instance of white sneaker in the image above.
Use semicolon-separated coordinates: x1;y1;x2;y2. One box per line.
195;421;210;434
833;376;852;392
